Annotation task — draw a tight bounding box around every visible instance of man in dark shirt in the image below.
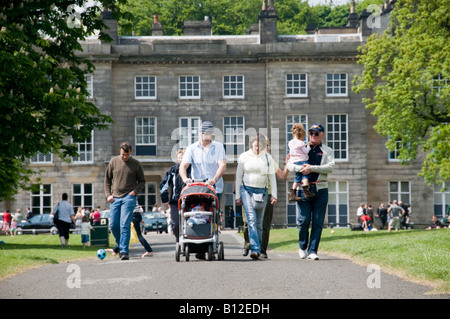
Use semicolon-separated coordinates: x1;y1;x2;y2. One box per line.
105;142;145;260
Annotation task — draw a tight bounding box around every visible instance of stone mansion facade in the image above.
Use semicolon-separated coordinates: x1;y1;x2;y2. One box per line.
3;2;448;227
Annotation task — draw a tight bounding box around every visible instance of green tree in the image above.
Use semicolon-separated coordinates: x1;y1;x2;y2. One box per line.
352;0;450;186
0;0;130;201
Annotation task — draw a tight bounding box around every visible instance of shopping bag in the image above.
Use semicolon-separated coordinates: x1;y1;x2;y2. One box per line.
130;222;139;244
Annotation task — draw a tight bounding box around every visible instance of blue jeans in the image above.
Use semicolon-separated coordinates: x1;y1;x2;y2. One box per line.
241;184;268;255
297;187;328;255
110;194;137;254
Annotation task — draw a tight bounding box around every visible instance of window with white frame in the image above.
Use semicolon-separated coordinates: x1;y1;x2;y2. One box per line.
432;74;448;97
137;183;157;212
30;153;52;164
326;114;348;161
223;75;244;98
31;184;52;215
433;182;450;218
135;117;157;156
388;136;401;161
326;73;347;96
72;131;94;164
179;117;200;148
179;76;200;99
286;182;297;225
286;73;308;97
327;181;349;226
286;114;308;154
135;76;157;99
223;116;245;159
389;181;411;205
86;75;93;98
73;183;93;211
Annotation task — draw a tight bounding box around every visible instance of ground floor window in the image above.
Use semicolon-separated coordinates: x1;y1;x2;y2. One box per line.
138;183;157;212
72;183;93;212
434;182;450;217
31;184;52;215
327;181;349;226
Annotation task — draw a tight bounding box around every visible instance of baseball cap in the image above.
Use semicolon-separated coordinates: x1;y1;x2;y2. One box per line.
201;121;214;134
309;124;324;133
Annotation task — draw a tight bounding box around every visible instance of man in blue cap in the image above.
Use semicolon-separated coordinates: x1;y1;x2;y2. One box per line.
180;120;227;201
179;121;227;259
287;123;335;260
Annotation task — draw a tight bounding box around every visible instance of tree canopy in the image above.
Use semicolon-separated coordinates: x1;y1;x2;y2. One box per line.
119;0;384;36
0;0;130;201
352;0;450;186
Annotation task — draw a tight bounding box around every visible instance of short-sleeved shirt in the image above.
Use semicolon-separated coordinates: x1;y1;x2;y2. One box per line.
54;200;74;223
182;140;226;193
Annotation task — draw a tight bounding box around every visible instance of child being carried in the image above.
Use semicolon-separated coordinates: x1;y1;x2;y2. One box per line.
288;123;315;201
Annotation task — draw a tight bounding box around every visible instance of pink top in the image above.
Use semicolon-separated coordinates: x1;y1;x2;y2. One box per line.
288;137;310;163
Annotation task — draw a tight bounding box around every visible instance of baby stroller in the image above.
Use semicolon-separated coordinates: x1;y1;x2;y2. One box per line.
175;181;224;262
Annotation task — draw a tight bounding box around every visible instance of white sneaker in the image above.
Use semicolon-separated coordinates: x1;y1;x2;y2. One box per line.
307;253;319;260
298;249;307;259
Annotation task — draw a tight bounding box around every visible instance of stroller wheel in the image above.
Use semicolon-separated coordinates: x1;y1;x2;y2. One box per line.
175;243;180;262
185;244;190;262
218;241;224;260
207;244;214;261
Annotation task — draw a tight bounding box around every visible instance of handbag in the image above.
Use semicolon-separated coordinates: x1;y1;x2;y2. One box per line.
252;152;270;210
53;203;60;222
251;192;266;210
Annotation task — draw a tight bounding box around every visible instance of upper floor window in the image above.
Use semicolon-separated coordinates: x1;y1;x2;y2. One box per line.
135;76;157;99
326;73;347;97
72;131;94;164
286;74;308;97
179;117;200;148
30;153;52;164
86;75;93;98
179;76;200;99
432;74;448;97
223;75;244;98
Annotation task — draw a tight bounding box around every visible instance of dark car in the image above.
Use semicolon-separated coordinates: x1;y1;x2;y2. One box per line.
16;214;59;235
141;212;168;234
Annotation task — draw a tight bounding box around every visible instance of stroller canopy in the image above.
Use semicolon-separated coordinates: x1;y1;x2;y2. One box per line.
178;182;218;210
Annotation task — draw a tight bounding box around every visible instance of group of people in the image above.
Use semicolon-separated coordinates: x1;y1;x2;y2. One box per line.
357;201;410;232
104;120;335;262
1;208;34;236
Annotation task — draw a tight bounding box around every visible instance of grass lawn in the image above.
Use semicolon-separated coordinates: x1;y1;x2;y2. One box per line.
267;227;450;293
0;233;115;279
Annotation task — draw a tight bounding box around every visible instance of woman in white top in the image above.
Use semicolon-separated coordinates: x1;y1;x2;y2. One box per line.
235;134;277;260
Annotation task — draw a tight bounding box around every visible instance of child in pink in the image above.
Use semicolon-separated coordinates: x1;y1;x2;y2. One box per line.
288;124;314;200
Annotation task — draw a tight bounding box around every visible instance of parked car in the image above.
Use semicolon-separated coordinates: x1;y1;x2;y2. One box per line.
141;212;168;234
16;214;59;235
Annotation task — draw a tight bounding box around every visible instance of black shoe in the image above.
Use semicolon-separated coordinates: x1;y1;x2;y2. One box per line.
120;253;129;260
242;248;249;256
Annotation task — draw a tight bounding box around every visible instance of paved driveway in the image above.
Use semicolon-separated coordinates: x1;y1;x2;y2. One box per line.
0;230;447;301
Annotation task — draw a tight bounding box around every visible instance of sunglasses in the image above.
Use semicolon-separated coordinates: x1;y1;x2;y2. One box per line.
309;131;320;137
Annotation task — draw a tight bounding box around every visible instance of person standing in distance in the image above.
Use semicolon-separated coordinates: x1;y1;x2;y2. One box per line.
105;142;146;260
287;124;334;260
